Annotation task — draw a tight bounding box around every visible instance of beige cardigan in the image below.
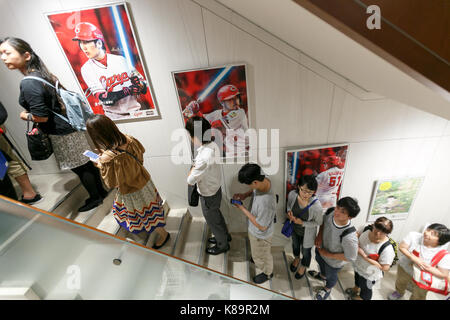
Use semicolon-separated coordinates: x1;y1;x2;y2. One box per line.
98;135;150;194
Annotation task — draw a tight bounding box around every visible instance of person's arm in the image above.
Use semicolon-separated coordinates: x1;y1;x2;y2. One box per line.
318;248;348;261
315;221;324;248
399;241;430;270
187;157;207;186
232;189;253;201
320;233;358;262
234;203;268;231
422;262;450;279
20;111;48;123
358;248;390;271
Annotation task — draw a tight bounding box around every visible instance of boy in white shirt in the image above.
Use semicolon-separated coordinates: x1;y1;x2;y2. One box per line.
388;223;450;300
346;217;396;300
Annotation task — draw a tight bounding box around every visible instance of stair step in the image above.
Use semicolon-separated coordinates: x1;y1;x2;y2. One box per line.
285;253;313;300
227;233;248;281
147;208;188;255
269;247;294;297
174;216;206;264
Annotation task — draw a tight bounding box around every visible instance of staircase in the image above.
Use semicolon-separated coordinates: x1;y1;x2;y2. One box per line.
22;173;446;300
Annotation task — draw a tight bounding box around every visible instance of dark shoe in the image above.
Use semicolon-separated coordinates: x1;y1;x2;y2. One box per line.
78;198;103;212
290;261;299;272
152;233;170;250
295;269;305;280
20;193;42;205
206;244;230;255
253;272;273;284
308;270;326;282
208;234;232;244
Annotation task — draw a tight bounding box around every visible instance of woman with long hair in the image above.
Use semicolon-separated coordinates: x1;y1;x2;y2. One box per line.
86;114;169;249
0;37;107;211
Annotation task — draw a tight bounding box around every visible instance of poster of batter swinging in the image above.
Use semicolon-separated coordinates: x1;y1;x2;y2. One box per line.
173;64;250;158
46;2;159;121
285;144;349;211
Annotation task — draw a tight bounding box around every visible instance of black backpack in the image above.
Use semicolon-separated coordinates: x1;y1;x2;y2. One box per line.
363;225;399;267
325;207;356;243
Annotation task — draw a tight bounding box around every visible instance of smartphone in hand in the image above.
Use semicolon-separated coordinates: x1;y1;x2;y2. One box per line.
230;199;243;206
83;150;100;162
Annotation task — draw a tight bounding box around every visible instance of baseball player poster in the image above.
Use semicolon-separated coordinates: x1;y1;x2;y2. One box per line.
45;2;159;122
367;176;424;222
172;64;250;159
285;144;349;211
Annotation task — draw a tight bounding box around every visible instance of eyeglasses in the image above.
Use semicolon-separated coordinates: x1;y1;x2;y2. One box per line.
299;187;314;195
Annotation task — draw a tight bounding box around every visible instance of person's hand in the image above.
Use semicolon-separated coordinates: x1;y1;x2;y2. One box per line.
412;256;430;270
287;211;295;222
183;101;200;117
412;256;429;270
315;235;323;248
233;193;248;201
20;111;30;121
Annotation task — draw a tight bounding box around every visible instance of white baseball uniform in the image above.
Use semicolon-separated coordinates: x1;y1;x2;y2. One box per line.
203;108;249;157
316;167;345;209
81;53;141;119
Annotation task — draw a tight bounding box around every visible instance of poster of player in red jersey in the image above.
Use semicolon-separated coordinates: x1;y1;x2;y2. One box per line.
45;2;159;121
173;64;250;159
285;144;349;211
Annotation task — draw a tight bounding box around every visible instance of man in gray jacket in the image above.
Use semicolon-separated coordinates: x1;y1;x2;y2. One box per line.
308;196;360;300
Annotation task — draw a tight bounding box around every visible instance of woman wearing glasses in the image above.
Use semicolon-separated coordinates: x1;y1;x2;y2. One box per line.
286;175;323;279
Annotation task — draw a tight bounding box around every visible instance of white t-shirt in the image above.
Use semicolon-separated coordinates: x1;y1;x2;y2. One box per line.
398;231;450;276
354;229;395;281
186;142;222;197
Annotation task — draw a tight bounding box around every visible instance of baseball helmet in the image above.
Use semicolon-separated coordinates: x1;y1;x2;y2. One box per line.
72;22;105;42
217;84;240;103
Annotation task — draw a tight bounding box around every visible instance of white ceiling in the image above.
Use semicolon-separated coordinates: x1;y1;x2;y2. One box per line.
216;0;450;120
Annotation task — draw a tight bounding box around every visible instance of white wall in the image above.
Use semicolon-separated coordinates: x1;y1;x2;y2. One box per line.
0;0;449;247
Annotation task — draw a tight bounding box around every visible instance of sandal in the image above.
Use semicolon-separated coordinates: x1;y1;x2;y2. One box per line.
290;261;299;272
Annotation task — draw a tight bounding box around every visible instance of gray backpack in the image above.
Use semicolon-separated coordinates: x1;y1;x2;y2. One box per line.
23;76;93;131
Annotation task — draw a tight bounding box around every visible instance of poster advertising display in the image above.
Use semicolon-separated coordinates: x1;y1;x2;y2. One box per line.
367;177;424;222
285;144;349;211
173;64;250;158
46;2;159;121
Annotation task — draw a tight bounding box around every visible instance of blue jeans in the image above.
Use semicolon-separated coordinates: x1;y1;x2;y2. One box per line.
315;247;342;289
291;232;312;267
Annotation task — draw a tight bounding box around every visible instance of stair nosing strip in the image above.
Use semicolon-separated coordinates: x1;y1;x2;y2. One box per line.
197;221;208;265
170;210;187;256
282;251;296;299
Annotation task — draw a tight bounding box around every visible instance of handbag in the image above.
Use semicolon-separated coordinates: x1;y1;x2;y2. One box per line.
188;183;199;207
412;249;449;296
0;150;8;180
26;116;53;161
282;198;318;238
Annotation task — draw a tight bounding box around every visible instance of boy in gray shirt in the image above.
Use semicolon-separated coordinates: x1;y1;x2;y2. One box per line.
232;163;276;284
308;196;360;300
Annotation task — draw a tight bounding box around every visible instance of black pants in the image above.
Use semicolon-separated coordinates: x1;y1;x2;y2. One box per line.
200;188;229;250
0;174;18;200
354;271;376;300
71;161;106;200
291;231;312;268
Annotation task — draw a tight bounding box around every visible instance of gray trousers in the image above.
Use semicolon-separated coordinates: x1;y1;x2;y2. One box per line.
200;188;229;250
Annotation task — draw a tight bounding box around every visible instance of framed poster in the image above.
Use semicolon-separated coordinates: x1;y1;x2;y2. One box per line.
367;177;424;222
172;64;250;159
45;2;159;122
285;144;349;211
